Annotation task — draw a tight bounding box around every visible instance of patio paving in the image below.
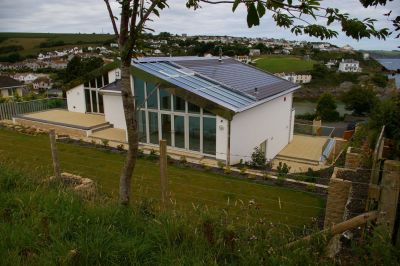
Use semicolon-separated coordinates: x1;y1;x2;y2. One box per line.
275;135;328;165
21;110;107;129
90;128;127;143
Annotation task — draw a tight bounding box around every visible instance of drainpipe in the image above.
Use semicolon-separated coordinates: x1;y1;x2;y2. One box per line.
226;119;231;166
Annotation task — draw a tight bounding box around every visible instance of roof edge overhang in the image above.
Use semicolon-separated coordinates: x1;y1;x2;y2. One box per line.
130;65;235;120
236;85;300;113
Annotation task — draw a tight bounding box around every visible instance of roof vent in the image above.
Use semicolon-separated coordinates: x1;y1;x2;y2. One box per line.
254;87;258;95
219;47;222;62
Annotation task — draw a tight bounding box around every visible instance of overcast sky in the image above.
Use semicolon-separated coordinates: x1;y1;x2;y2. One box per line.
0;0;398;50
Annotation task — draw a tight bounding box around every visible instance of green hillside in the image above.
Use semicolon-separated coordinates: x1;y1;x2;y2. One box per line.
254;55;315;73
0;32;114;57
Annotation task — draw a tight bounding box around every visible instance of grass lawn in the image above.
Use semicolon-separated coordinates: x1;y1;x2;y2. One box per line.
0;128;324;227
254;55;315;73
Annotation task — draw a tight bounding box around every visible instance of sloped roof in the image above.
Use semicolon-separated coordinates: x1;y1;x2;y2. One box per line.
131;56;298;112
0;76;23;89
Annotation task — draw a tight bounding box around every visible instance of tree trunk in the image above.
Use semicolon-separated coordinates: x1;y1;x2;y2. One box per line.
119;61;138;205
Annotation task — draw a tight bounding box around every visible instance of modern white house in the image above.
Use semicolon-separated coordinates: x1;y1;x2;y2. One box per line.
66;56;299;164
338;59;361;72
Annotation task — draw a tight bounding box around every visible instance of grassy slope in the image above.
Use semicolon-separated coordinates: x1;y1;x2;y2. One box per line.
255;55;315;73
0;164;333;265
0;128;323;226
0;32;113;56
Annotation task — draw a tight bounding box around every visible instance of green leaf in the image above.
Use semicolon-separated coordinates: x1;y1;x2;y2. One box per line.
257;1;266;18
247;3;260;27
232;0;240;12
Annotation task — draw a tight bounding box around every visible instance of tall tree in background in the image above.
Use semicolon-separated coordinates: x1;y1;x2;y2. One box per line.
103;0;395;205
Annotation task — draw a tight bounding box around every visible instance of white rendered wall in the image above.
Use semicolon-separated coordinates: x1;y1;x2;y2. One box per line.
66;84;86;113
229;93;293;164
216;116;228;161
103;94;126;130
108;68;121;83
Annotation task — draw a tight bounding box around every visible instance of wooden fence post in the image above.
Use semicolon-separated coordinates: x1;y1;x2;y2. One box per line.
377;160;400;241
49;129;61;179
159;139;168;210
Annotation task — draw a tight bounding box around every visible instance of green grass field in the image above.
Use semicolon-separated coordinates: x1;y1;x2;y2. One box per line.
254;55;315;73
0;32;114;56
0;128;324;227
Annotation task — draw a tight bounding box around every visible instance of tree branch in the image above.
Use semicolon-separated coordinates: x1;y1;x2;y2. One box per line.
136;0;162;33
103;0;119;40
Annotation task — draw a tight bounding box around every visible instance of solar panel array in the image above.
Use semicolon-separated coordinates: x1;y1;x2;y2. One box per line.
133;61;255;111
174;58;297;100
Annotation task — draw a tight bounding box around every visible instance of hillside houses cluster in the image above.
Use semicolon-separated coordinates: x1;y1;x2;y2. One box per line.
275;73;312;84
0;59;68;71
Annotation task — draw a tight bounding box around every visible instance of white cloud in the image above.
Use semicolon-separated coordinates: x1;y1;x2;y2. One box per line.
0;0;398;50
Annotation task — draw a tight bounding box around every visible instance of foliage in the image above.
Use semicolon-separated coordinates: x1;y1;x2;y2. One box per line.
250;147;266;169
277;162;291;177
101;139;109;147
63;60;119;91
0;45;24;54
39;40;66;48
371;73;388;87
187;0;390;40
65;56;104;82
217;160;225;169
369;92;400;158
0;52;24;63
316;92;340;121
342;86;379;116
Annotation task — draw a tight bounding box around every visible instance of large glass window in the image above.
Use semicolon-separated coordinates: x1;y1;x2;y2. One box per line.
159;89;171;110
90;79;96;88
174;95;185;112
134;78;145;107
188;102;200;113
138;111;146;142
174;115;185;149
149;112;159;144
84;89;91;112
161;114;172;145
203;117;216;155
146;82;158;109
189;116;200;151
91;90;98;113
98;93;104;113
103;74;109;86
96;76;103;88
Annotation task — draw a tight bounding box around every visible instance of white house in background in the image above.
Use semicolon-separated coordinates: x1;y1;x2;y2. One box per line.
338;59;361;72
32;77;52;91
341;44;354;52
249;49;261;56
275;73;312;84
234;55;251;64
13;73;38;84
66;56;299;164
0;76;26;98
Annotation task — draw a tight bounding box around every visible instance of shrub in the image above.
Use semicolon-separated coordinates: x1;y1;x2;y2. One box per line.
101;139;109;147
148;149;158;160
250;147;266;169
217;160;225;169
224;166;232;174
137;149;144;158
277;162;290;177
116;144;124;151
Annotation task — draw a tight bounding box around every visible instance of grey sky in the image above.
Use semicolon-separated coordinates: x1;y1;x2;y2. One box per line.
0;0;398;50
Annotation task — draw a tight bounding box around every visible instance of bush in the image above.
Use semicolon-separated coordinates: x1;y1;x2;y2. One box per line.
250;147;266;169
277;162;290;177
217;160;225;169
101;139;109;147
316;92;340;121
179;155;187;165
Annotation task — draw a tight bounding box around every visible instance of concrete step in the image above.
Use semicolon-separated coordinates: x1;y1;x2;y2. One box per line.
91;123;113;133
275;154;320;166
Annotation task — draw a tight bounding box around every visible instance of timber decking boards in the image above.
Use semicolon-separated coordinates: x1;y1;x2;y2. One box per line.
21;109;106;129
